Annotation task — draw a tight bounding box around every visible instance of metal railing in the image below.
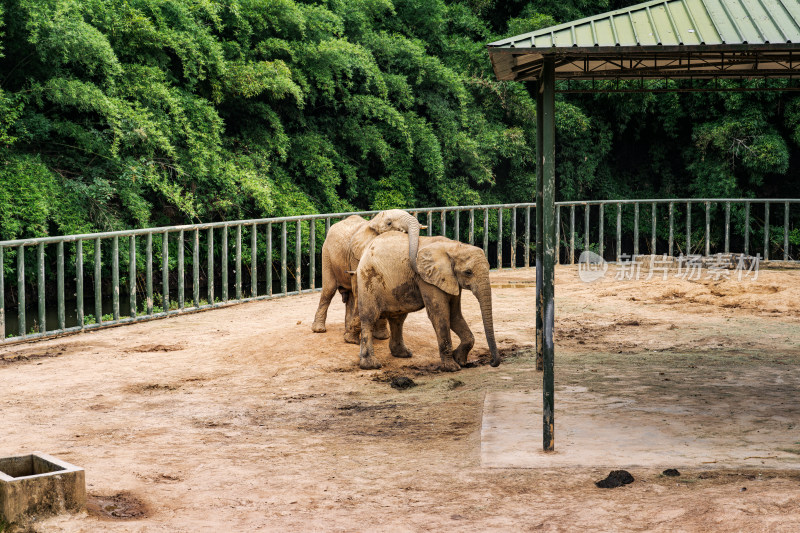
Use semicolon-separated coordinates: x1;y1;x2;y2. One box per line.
1;199;797;344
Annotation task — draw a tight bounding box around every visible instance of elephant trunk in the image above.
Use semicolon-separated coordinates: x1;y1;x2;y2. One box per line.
403;213;421;273
473;278;500;367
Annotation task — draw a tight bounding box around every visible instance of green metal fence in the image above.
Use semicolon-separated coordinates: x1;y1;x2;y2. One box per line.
1;198;797;344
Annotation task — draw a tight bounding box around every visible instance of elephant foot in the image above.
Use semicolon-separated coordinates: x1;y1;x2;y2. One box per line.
311;321;326;333
359;356;382;370
373;325;390;340
390;346;413;359
343;330;361;344
453;347;470;367
439;358;461;372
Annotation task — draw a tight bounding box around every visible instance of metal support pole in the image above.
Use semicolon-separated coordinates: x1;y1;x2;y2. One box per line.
454;210;460;242
441;210;447;237
633;203;639;257
764;202;770;261
428;212;434;237
535;80;543;373
539;60;556;452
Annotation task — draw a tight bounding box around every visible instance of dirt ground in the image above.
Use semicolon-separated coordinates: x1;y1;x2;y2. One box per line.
2;265;800;532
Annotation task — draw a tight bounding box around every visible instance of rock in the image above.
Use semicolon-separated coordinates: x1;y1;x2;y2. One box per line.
662;468;680;477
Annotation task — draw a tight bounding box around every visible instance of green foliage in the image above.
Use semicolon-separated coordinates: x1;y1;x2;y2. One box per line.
0;0;798;244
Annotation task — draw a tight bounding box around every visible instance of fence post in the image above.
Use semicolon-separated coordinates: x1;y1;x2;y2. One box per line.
251;224;258;297
207;228;214;304
96;238;103;323
178;231;184;310
633;203;639;257
668;202;674;257
38;243;46;333
0;247;4;338
17;245;25;337
130;235;137;318
725;202;730;253
146;234;153;316
525;206;531;267
744;202;750;256
222;226;228;303
112;237;120;320
599;203;604;259
651;203;657;255
77;241;84;328
281;221;287;295
616;204;622;262
266;223;272;297
497;208;503;269
785;202;790;262
705;201;710;257
569;205;575;264
236;225;242;300
162;232;169;311
686;202;691;255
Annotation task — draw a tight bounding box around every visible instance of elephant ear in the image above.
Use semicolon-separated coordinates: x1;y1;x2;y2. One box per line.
416;243;460;296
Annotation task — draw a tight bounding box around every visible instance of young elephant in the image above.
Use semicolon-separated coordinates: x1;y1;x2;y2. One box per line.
311;210;422;343
355;232;500;371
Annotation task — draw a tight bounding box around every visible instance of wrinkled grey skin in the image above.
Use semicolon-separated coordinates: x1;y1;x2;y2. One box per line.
355;232;500;371
312;210;421;343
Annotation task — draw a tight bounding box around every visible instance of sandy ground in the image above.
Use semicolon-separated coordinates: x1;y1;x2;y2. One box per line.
2;265;800;532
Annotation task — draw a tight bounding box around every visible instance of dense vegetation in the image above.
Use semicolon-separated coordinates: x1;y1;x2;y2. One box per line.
1;0;799;241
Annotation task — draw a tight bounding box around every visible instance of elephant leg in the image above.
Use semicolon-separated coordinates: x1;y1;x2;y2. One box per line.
358;303;381;370
374;318;390;340
422;293;459;372
449;296;475;367
388;314;412;358
343;293;361;344
312;251;336;333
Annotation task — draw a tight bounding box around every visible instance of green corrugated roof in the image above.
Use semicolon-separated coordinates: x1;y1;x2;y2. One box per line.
489;0;800;49
488;0;800;82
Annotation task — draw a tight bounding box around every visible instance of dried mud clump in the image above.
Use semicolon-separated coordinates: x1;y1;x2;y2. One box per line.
595;470;635;488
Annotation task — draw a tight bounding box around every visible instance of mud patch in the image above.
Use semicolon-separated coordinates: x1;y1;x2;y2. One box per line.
0;343;74;365
126;383;179;394
595;470;634;489
87;492;148;520
129;344;185;353
390;376;417;390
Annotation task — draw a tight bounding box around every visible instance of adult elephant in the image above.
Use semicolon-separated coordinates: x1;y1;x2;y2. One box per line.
311;209;422;343
354;232;499;371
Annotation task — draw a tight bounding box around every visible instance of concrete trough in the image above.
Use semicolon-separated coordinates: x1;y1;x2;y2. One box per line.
0;452;85;523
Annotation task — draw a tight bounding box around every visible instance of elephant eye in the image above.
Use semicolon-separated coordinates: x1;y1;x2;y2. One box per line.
386;220;392;226
464;269;473;276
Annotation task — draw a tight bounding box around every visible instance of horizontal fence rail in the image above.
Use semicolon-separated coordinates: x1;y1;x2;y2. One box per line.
1;199;798;344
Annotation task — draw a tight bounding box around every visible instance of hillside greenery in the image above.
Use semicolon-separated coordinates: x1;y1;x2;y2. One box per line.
1;0;799;242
